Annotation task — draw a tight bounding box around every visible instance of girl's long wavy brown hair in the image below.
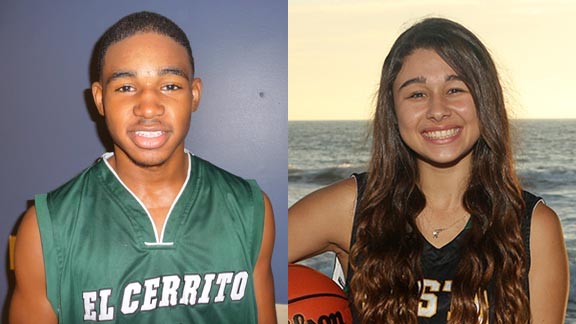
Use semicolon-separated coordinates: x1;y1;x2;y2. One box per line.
349;18;530;323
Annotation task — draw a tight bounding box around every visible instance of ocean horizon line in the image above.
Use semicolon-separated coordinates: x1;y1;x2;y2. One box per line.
289;118;576;122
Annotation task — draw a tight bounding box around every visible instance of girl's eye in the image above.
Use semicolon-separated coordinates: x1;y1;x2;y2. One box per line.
115;85;135;93
408;92;425;99
447;88;465;94
162;84;182;91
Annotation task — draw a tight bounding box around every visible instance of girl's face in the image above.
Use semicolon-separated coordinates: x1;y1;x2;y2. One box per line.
392;48;480;167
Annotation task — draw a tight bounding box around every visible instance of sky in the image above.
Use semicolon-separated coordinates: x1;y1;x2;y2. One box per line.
289;0;576;120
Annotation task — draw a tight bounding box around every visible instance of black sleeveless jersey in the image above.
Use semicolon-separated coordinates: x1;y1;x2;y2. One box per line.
346;172;541;323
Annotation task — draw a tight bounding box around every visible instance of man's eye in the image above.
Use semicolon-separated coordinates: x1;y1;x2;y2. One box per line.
115;85;135;93
162;84;182;91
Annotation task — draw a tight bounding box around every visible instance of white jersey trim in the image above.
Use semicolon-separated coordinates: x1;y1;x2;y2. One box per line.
101;151;191;245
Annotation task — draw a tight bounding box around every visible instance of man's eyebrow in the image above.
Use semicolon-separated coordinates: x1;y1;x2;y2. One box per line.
104;68;190;85
105;70;136;85
158;67;190;80
398;76;426;90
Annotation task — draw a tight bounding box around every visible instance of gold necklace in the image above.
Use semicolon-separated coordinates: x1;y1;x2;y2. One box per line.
422;213;470;239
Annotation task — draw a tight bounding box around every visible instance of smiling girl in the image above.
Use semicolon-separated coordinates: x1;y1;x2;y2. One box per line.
288;17;568;323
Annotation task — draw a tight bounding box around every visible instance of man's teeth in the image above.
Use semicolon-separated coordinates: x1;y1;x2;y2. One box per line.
135;131;163;138
423;128;460;140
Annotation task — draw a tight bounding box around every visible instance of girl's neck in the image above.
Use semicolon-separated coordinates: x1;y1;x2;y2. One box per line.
417;153;472;210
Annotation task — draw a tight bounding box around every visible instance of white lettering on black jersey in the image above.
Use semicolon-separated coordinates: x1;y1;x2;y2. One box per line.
417;279;489;321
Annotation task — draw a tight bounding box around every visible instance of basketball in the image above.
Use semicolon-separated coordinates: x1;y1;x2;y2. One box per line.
288;264;353;324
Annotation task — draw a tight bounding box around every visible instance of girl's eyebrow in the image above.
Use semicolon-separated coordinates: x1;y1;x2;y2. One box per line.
398;76;426;90
398;74;462;90
446;74;463;82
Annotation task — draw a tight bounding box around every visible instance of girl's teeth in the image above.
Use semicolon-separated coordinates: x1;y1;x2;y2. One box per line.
424;128;459;139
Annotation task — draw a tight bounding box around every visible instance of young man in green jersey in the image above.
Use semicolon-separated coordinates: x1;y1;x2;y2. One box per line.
10;12;276;323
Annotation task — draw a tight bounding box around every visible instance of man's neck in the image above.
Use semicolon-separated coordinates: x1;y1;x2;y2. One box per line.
107;149;189;202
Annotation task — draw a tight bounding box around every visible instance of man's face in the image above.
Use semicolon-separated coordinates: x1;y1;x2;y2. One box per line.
92;32;201;168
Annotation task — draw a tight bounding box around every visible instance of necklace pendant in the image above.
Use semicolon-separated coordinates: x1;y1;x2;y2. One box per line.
432;229;440;239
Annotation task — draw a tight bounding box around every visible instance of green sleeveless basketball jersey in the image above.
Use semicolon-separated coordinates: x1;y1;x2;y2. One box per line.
35;152;264;323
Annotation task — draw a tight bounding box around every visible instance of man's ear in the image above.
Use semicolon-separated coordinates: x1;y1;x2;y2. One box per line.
91;82;105;116
190;78;202;112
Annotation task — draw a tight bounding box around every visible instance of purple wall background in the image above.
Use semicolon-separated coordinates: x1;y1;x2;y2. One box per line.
0;0;288;317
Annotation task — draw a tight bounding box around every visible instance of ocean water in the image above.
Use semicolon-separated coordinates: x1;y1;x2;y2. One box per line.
289;119;576;322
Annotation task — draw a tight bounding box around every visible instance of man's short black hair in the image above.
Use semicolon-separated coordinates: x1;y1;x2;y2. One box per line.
95;11;194;79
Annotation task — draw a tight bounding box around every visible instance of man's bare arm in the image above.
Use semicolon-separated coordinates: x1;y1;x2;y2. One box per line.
9;206;57;324
253;193;277;323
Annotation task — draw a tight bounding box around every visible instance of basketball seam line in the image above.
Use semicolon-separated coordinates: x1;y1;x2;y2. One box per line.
288;293;349;304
